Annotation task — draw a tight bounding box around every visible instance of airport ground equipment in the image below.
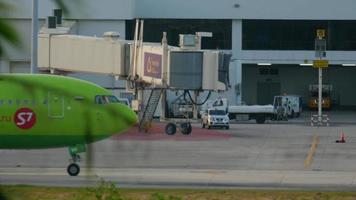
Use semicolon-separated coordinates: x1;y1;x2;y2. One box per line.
171;93;194;118
308;84;332;110
38;19;231;134
273;95;302;118
201;109;229;129
138;89;163;132
202;96;302;124
201;98;275;124
164;117;193;135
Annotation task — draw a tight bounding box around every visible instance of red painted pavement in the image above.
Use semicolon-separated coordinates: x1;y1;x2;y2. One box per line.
111;123;231;141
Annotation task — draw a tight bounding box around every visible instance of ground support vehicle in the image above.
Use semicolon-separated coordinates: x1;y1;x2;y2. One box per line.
201;96;302;124
308;84;332;110
165;119;192;135
273;95;302;118
202;98;275;124
201;109;229;129
228;104;275;124
117;97;131;107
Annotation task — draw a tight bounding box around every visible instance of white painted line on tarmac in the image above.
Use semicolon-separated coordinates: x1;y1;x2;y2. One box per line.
0;167;356;186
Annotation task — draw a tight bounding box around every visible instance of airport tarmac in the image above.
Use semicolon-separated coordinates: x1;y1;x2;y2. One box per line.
1;113;356;189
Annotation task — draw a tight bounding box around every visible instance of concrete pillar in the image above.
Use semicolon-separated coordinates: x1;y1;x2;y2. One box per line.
232;19;243;104
0;60;10;73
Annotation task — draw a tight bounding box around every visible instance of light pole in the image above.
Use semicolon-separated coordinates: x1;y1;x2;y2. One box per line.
313;29;328;126
318;58;322;122
31;0;38;74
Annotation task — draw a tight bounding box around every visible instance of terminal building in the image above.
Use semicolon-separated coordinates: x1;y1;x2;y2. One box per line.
1;0;356;109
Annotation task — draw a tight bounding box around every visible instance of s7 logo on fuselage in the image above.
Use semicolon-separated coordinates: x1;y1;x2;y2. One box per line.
14;108;36;129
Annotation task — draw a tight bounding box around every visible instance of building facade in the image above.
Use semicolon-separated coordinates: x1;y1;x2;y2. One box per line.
2;0;356;108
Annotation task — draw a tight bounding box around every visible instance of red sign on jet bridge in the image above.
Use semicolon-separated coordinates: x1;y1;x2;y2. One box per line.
14;108;36;129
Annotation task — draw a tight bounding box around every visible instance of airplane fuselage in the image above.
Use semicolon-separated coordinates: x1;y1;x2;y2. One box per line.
0;74;136;149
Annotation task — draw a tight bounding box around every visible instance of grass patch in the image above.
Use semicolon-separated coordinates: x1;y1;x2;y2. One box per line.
1;184;356;200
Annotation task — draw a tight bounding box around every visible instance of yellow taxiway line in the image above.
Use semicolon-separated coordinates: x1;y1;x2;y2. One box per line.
304;134;319;169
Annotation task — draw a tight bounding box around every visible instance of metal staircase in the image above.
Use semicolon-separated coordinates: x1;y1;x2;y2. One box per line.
139;89;163;132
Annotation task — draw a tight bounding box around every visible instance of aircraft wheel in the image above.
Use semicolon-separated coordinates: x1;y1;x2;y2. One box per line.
165;123;176;135
67;163;80;176
181;122;192;135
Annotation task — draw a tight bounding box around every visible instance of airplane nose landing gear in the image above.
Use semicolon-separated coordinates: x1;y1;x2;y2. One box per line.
67;144;86;176
67;163;80;176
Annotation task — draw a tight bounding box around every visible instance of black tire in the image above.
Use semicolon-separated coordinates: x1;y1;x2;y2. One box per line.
67;163;80;176
255;115;266;124
165;123;176;135
228;113;236;120
181;123;192;135
296;112;300;118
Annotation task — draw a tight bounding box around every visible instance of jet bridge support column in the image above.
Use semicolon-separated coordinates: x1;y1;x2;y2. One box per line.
161;92;167;119
193;91;198;119
160;32;169;120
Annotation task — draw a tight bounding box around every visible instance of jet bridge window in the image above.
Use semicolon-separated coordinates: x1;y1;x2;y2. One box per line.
209;110;226;115
213;100;224;107
95;95;120;104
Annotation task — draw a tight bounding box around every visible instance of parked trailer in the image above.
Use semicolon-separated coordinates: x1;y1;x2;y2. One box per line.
228;104;275;124
201;96;302;124
201;98;274;124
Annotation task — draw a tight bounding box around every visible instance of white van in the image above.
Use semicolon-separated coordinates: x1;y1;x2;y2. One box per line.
273;95;302;118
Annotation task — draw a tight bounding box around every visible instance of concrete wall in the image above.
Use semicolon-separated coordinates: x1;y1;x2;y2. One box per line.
3;0;356;20
1;19;40;61
0;18;126;88
2;20;125;61
230;20;242;105
136;0;356;20
76;20;125;38
2;0;134;19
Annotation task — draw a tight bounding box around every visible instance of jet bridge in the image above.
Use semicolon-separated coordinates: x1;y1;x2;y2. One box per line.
38;33;130;76
38;20;231;134
38;32;230;91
